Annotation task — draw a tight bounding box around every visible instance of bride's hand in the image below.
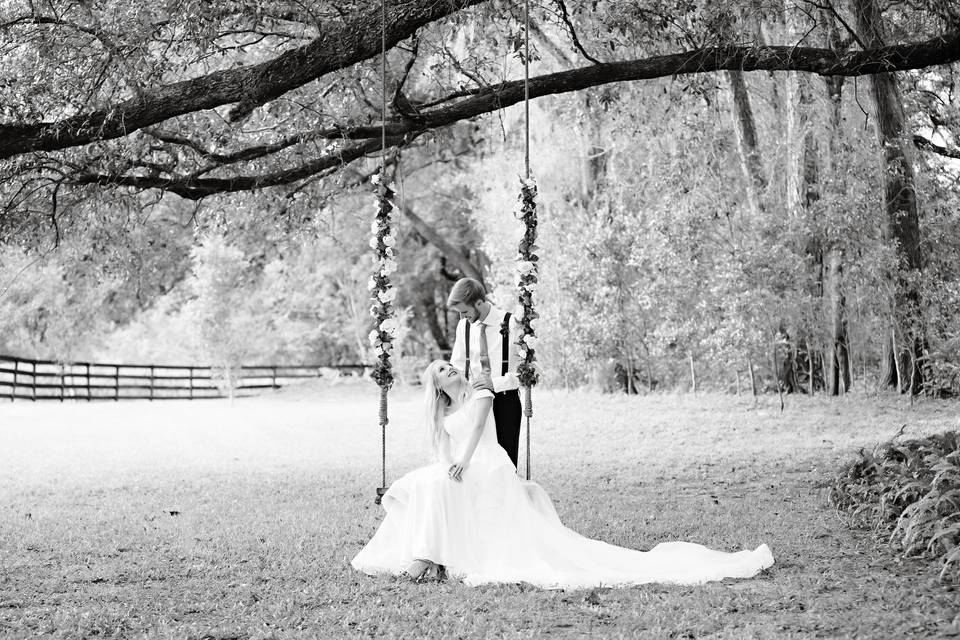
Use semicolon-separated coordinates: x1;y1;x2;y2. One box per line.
472;373;494;393
448;461;467;482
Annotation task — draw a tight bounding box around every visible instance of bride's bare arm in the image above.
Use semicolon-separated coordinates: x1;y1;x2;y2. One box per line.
439;437;453;466
449;395;493;482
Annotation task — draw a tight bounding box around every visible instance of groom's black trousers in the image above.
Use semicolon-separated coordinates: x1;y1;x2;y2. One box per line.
493;389;522;469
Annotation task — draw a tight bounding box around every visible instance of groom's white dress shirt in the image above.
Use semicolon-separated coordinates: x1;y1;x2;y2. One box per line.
450;305;521;393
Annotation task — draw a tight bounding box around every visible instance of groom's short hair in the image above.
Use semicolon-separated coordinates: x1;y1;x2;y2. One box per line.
447;278;486;306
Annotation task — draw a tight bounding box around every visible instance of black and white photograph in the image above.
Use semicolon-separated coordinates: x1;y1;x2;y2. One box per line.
2;0;960;637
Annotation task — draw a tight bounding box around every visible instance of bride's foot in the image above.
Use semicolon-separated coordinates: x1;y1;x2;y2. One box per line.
404;559;435;581
404;559;447;582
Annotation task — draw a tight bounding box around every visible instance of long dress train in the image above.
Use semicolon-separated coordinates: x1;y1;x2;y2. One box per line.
351;391;774;589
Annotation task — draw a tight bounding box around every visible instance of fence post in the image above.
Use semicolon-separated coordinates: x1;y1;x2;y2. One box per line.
149;366;155;401
85;363;91;401
59;363;65;402
30;361;36;401
11;359;17;401
189;367;194;399
272;366;277;389
114;365;119;401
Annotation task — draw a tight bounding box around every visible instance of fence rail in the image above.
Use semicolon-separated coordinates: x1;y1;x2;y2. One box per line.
0;354;369;401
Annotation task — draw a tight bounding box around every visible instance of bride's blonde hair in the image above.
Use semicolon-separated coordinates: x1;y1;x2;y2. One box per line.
421;360;470;461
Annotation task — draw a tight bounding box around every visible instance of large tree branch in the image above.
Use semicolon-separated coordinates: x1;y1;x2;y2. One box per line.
67;136;406;199
54;31;960;201
144;127;320;166
226;0;488;121
0;0;487;159
4;28;958;164
327;33;960;142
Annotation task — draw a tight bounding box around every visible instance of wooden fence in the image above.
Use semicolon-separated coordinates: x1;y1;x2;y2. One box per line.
0;354;369;401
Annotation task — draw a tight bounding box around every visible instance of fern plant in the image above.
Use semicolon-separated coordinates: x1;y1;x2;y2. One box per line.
830;431;960;580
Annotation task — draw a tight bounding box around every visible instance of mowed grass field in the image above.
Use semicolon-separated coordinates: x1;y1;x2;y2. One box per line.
1;384;959;639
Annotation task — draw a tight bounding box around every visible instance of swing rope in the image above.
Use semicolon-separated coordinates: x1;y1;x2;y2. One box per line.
372;0;537;492
381;0;387;160
522;0;534;482
375;0;389;503
523;0;530;181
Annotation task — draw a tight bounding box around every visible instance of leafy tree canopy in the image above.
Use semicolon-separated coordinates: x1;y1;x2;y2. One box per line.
1;0;958;246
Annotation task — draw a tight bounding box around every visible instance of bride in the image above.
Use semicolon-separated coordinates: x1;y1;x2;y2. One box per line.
352;360;774;589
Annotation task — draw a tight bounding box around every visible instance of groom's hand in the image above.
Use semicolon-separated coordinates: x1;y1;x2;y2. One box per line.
472;373;494;393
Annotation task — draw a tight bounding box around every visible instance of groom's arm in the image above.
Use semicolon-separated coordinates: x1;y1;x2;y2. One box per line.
451;392;494;479
491;314;521;393
450;318;466;372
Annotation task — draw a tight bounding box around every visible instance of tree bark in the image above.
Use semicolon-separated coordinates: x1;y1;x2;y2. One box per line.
727;70;766;217
824;248;851;393
418;287;450;352
401;205;484;283
821;15;853;394
578;92;608;207
821;10;853;394
853;0;926;394
772;346;785;411
786;66;827;393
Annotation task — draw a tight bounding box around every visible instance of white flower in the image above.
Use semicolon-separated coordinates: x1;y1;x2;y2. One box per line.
378;287;398;303
368;329;380;346
380;317;399;336
371;173;382;185
382;234;396;247
378;342;393;355
368;235;379;250
370;220;380;235
522;177;537;190
517;261;536;275
384;247;394;258
381;258;398;275
522;281;539;291
367;276;378;291
523;333;538;347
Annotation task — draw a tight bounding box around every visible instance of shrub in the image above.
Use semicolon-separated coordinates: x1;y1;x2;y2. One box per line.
830;431;960;581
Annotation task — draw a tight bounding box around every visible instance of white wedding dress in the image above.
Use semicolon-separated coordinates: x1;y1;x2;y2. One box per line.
352;390;774;589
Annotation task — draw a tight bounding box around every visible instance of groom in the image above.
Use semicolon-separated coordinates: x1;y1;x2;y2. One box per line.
447;278;523;468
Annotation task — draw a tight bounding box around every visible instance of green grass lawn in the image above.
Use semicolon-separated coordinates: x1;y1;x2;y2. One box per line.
1;386;959;639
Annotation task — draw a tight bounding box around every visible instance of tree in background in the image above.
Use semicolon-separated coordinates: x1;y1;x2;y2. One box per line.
188;234;260;397
1;0;959;395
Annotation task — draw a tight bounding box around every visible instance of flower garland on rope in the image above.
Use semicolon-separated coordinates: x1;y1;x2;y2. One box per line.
368;172;399;390
516;177;540;391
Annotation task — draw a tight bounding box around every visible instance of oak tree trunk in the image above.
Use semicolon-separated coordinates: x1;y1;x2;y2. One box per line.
821;19;853;394
784;8;825;392
727;70;766;218
853;0;926;394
